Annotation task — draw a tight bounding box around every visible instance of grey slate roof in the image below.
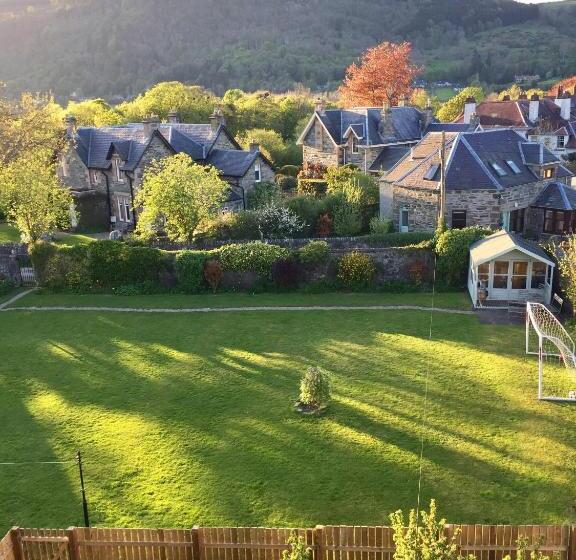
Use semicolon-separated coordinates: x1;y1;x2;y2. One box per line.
73;123;258;178
369;145;412;173
386;129;574;192
316;106;428;146
533;181;576;210
424;123;472;134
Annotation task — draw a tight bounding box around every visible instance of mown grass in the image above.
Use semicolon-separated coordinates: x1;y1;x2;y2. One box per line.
1;299;576;532
10;291;472;310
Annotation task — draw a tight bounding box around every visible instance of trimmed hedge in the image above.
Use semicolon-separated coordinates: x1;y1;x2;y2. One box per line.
219;242;290;277
175;250;214;293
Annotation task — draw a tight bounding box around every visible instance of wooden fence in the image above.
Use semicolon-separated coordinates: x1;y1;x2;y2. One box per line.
3;526;576;560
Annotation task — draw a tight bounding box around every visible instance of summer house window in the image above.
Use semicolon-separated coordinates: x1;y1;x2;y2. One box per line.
511;261;528;290
544;210;571;234
493;261;509;289
531;262;546;289
478;263;489;287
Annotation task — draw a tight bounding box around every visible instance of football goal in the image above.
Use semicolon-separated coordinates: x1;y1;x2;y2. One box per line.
526;302;576;402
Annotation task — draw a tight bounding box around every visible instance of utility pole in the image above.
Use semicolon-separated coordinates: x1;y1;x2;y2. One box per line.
76;451;90;527
439;131;447;228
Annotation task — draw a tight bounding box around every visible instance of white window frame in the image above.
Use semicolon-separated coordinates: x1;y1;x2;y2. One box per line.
351;136;359;154
117;195;132;223
113;156;124;183
400;207;409;232
90;169;100;185
254;162;261;183
558;136;566;149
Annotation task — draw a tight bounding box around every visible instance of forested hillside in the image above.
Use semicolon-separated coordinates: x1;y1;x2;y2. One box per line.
0;0;574;100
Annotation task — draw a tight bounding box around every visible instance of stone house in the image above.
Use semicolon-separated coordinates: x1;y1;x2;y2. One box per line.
296;99;437;175
455;89;576;158
380;129;574;238
58;109;275;231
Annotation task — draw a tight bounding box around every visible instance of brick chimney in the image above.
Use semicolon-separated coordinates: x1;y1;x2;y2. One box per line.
379;101;395;138
519;93;528;100
315;97;326;116
422;102;434;131
65;114;77;138
209;106;226;132
398;97;407;108
529;94;540;123
249;142;260;153
463;97;476;125
502;95;511;102
143;115;160;137
167;109;180;124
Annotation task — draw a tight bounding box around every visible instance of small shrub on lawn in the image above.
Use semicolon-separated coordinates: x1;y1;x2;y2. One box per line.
298;240;329;265
272;258;301;289
436;226;491;287
282;533;311;560
299;366;331;408
219;242;291;277
369;217;394;235
338;251;375;289
175;250;213;293
204;259;222;293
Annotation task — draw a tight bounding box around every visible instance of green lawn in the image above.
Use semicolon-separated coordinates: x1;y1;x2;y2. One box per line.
11;291;471;310
1;296;575;532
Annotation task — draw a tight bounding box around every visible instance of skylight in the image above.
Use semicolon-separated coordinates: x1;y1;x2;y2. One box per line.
506;160;522;174
423;164;440;181
490;162;507;177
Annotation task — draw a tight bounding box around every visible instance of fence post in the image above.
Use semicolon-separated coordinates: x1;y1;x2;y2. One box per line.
10;527;23;560
315;526;325;560
192;526;202;560
568;526;576;560
67;527;79;560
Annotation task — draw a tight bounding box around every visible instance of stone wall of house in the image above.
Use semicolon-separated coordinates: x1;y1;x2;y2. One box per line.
445;189;500;228
302;120;340;167
238;155;276;196
212;129;237;150
391;184;440;232
342;140;382;173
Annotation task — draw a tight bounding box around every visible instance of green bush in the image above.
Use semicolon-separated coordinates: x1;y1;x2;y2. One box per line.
333;197;362;236
337;251;376;289
298;240;330;265
246;181;280;209
219;242;291;277
0;276;15;296
297;179;327;197
369;217;394;235
202;211;260;240
436;226;491;286
29;241;58;285
43;245;90;291
175;250;213;293
299;366;332;408
284;195;338;237
277;165;300;177
276;175;298;192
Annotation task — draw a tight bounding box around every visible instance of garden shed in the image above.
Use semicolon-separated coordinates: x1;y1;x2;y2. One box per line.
468;230;555;308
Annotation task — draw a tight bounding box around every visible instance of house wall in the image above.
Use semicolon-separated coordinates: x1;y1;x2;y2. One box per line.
390;184;440;232
445;189;500;229
238;155;275;196
213;129;238;150
302;119;340;167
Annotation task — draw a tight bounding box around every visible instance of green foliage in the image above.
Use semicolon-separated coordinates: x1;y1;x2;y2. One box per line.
0;275;15;296
338;251;376;289
298;241;330;265
276;175;298;193
219;242;290;277
256;204;306;239
66;98;124;126
558;236;576;311
390;500;470;560
284;195;339;237
175;251;213;293
236;128;286;166
135;153;229;242
204;259;223;294
299;366;332;407
369;217;394;235
29;241;58;285
277;165;301;177
202;211;260;241
247;182;280;210
503;536;559;560
297;179;328;197
333;196;362;237
0;149;72;243
43;244;90;291
437;87;485;123
436;226;491;286
281;534;311;560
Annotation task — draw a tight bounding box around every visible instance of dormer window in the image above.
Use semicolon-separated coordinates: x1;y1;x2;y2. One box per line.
113;156;124;182
423;164;440;181
254;162;261;183
351;136;359;154
543;167;555;179
558;136;566;149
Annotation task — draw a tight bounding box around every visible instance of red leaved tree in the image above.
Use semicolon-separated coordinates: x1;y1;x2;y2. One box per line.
548;76;576;96
339;42;422;107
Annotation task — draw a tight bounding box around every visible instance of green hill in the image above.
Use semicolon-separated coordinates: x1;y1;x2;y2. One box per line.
0;0;573;100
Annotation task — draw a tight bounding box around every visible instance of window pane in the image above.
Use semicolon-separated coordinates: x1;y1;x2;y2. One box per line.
512;262;528;275
478;263;489;274
531;275;545;289
493;275;508;289
494;261;509;275
532;262;546;275
512;276;527;289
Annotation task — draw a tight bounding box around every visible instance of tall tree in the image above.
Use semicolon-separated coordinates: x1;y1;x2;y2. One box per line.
0;150;72;243
339;42;421;107
135;154;229;242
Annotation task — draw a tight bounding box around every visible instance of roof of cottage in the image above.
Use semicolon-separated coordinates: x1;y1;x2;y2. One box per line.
369;145;412;173
384;129;573;192
73;122;261;178
532;181;576;210
298;106;429;147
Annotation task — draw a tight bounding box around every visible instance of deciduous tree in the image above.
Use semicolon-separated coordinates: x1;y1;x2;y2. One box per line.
436;86;485;123
339;42;421;107
135;153;229;242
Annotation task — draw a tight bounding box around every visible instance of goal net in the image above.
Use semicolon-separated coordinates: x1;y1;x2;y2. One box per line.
526;302;576;402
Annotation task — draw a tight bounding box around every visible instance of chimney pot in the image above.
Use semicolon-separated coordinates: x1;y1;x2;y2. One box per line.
315;97;326;115
518;93;528;100
65;114;77;137
502;95;511;101
529;95;540;122
463;97;477;125
142;115;160;137
530;94;540;101
209;106;226;132
249;142;259;153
